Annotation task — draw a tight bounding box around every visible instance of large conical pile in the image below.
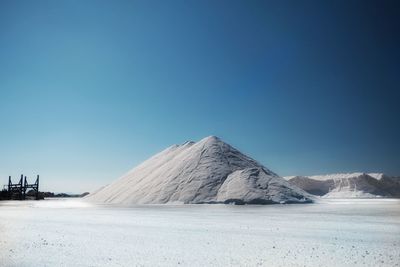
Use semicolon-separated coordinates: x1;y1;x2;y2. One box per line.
87;136;312;204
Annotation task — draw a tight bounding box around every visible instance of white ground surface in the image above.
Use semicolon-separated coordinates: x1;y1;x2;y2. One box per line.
1;199;399;267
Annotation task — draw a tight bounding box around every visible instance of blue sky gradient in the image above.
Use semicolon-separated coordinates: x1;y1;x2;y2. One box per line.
0;0;399;192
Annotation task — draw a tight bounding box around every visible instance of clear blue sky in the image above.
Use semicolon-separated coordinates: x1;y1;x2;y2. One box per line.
0;0;399;192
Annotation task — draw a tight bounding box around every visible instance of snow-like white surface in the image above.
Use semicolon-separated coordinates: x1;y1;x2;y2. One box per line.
86;136;311;204
1;198;399;267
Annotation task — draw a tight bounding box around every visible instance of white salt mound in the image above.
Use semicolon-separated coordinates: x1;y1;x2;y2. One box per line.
87;136;312;204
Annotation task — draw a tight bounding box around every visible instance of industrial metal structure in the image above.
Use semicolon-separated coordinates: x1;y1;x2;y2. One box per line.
3;175;40;200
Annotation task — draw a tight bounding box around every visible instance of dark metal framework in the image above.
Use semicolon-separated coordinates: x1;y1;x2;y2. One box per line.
7;174;40;200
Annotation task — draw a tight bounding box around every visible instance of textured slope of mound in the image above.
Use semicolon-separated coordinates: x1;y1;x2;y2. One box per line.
87;136;312;204
217;168;309;204
286;173;400;198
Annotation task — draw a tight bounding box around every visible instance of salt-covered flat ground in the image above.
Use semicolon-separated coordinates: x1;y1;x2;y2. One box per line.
1;199;399;267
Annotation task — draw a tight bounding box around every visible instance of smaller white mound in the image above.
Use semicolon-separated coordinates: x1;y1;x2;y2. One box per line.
217;168;311;204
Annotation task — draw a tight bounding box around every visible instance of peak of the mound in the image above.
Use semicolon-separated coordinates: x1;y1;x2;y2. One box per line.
86;136;312;205
175;136;224;150
194;135;225;147
202;135;220;142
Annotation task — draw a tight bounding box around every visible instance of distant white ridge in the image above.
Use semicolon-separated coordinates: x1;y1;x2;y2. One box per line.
86;136;312;205
285;172;400;198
